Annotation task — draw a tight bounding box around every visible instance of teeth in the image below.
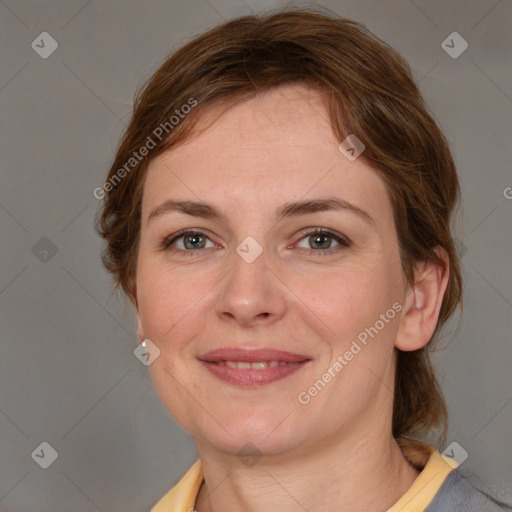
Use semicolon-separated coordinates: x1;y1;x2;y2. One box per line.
251;362;268;369
220;360;289;369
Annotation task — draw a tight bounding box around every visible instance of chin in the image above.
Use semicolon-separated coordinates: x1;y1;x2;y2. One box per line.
192;411;308;459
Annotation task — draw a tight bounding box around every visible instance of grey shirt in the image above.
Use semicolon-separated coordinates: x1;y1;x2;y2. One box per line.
425;468;511;511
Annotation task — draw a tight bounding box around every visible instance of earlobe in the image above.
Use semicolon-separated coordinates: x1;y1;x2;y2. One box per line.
135;310;145;342
395;247;449;352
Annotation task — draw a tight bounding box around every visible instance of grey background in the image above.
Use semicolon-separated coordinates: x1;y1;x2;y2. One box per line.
1;0;511;510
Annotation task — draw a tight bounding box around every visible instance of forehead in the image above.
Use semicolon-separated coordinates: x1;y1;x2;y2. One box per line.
142;84;391;223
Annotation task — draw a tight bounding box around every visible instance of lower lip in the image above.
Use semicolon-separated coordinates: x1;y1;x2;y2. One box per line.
199;361;309;386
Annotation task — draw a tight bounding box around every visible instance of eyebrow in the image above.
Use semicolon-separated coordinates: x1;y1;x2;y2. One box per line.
147;196;375;225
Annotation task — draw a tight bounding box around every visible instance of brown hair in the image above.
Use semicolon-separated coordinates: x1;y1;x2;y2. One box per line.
96;8;462;450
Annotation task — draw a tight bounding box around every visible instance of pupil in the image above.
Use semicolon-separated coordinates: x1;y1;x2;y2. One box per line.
312;234;330;249
186;234;204;249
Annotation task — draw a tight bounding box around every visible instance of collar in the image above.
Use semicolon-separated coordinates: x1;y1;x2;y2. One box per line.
151;442;458;512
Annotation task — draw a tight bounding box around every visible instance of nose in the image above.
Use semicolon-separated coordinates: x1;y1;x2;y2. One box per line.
215;242;287;328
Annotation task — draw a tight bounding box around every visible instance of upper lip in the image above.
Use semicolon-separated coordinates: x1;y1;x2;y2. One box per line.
197;348;311;363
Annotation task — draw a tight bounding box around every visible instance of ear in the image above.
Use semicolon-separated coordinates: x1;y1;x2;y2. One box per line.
395;247;449;351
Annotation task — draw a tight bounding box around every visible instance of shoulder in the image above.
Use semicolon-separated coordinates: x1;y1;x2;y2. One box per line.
395;438;511;512
425;468;512;512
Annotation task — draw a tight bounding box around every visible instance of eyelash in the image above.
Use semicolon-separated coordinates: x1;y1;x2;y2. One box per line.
160;228;351;257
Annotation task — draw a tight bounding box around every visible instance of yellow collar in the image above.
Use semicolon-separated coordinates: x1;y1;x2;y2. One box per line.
386;443;458;512
151;443;457;512
151;459;203;512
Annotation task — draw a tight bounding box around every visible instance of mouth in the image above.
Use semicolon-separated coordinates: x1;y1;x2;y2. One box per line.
197;348;311;386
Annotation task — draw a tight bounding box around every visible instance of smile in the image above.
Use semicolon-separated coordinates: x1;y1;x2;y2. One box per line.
197;348;311;386
214;360;298;369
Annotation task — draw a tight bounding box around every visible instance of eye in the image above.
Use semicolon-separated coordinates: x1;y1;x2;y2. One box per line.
161;230;217;253
160;227;351;257
295;228;351;256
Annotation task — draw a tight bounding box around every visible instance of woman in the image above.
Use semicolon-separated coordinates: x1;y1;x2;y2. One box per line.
96;8;509;512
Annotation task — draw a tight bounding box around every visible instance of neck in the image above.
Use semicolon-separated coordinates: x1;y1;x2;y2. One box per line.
194;426;421;512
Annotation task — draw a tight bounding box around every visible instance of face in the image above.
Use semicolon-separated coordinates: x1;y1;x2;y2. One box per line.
134;84;409;458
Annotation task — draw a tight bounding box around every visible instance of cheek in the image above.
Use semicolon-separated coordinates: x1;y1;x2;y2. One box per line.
136;257;202;344
294;261;400;345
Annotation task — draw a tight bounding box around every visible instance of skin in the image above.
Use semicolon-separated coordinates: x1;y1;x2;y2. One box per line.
133;84;449;512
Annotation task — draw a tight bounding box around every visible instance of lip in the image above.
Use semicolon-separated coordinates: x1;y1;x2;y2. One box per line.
197;348;311;387
198;348;310;363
